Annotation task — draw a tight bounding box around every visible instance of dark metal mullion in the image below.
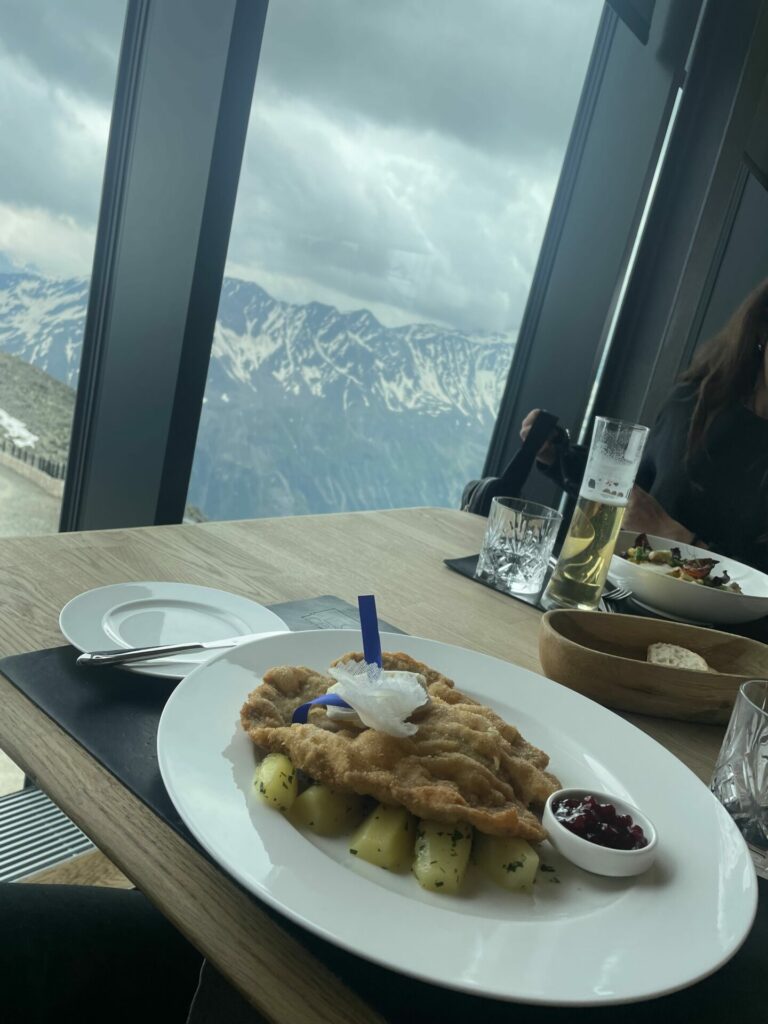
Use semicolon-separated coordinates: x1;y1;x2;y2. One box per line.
575;83;685;445
58;0;268;531
669;164;751;377
155;0;268;524
59;0;151;532
597;0;768;427
482;0;700;508
482;7;618;478
642;4;768;407
607;0;656;44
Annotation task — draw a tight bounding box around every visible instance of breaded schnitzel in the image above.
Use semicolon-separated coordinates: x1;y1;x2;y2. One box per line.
240;651;560;842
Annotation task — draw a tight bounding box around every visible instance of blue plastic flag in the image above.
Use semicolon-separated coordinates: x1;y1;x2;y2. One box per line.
291;692;351;724
358;594;382;668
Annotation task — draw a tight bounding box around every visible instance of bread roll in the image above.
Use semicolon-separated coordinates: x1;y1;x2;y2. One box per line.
647;642;709;672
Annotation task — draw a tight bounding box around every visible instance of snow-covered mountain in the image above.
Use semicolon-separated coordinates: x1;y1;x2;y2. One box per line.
0;274;88;387
0;271;515;519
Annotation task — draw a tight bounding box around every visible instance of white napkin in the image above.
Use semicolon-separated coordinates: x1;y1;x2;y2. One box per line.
326;659;428;737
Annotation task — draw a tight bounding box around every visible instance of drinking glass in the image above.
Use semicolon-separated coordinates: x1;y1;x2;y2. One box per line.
475;496;562;597
541;416;649;611
711;678;768;878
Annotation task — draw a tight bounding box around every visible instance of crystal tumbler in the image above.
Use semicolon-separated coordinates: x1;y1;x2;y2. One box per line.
475;496;562;597
711;678;768;878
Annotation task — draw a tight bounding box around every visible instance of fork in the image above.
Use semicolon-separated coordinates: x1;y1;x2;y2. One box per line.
602;583;632;612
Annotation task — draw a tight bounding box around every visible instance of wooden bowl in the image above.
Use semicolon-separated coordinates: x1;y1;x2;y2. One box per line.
538;610;768;724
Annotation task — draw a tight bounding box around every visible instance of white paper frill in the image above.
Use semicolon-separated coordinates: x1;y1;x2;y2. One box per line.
325;660;428;737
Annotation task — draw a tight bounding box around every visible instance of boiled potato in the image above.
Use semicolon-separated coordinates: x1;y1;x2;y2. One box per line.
413;820;472;893
289;784;367;836
474;834;539;891
253;753;297;813
349;804;416;871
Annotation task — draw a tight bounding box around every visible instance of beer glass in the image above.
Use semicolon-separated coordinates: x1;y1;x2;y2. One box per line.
541;417;649;611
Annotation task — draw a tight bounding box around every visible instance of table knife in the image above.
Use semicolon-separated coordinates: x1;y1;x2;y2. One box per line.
76;631;282;667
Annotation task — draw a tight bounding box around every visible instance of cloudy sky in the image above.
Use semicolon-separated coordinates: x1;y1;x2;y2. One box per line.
0;0;602;333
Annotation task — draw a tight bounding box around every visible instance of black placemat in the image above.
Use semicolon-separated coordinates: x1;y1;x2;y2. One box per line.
446;552;705;616
445;554;768;643
1;593;764;1023
445;553;548;609
0;596;404;844
448;552;663;614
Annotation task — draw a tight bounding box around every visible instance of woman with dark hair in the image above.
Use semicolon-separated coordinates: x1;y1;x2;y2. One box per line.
521;279;768;573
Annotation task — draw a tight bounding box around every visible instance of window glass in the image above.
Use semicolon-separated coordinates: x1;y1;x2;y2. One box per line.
186;0;604;521
0;0;125;537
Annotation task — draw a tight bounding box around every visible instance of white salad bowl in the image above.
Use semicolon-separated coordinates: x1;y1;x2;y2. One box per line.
543;788;658;878
608;531;768;624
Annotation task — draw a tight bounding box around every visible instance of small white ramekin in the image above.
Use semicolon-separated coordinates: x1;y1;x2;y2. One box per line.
543;788;658;877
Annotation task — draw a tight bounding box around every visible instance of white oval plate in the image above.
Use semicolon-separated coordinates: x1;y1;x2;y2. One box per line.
609;531;768;624
60;582;288;679
157;629;757;1005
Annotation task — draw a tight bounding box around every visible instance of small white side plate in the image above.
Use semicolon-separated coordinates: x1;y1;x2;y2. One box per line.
60;582;289;679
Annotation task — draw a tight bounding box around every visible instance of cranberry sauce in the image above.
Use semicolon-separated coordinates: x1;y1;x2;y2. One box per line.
553;794;648;850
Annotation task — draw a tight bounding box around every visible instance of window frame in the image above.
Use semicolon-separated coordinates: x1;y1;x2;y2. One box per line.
483;0;702;507
66;0;759;530
595;0;768;427
60;0;268;531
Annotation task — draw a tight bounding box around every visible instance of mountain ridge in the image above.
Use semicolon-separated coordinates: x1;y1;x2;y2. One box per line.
0;270;515;519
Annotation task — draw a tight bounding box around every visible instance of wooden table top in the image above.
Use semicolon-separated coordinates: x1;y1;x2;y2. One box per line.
0;507;729;1021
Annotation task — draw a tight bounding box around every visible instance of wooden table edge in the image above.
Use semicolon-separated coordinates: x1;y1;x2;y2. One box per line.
0;673;386;1024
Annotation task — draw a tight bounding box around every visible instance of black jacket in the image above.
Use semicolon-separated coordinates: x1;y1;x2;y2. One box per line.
540;385;768;573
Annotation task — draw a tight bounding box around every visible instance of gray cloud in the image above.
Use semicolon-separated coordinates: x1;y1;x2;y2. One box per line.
229;96;549;331
258;0;602;164
0;0;604;331
0;0;124;103
0;0;124;238
0;57;109;223
228;0;603;331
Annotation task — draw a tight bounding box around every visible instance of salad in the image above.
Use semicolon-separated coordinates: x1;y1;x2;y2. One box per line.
621;534;742;593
